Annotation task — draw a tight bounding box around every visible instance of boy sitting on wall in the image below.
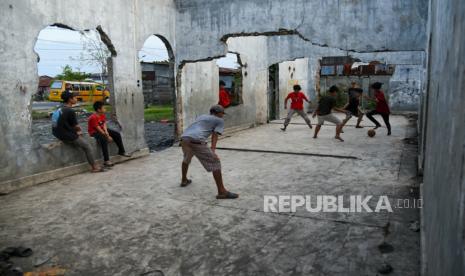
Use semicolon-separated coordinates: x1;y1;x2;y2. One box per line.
88;101;131;167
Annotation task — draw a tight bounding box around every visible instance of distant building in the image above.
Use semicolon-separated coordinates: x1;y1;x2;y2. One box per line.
87;73;108;84
320;56;394;76
36;75;53;100
141;61;174;105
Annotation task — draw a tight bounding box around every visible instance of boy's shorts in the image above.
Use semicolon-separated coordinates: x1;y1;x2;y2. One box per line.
181;138;221;172
317;114;342;126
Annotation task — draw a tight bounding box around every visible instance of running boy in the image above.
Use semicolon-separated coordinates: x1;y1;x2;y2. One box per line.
281;84;313;131
341;87;364;129
365;82;392;135
312;85;346;142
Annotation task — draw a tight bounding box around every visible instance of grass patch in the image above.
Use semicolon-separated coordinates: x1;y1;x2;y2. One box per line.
79;103;113;113
144;105;174;122
31;110;50;120
63;103;173;122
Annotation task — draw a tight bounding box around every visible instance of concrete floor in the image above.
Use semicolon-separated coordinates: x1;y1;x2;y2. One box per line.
0;114;420;276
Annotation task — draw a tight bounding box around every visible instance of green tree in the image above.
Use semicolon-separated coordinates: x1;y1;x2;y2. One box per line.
55;65;90;81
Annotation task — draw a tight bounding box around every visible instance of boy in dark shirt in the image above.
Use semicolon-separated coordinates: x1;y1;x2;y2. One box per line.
365;82;391;135
52;91;102;172
312;85;346;142
88;101;130;167
341;87;364;129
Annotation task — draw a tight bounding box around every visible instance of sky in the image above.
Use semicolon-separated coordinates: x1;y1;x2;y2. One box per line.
216;53;240;69
35;26;238;76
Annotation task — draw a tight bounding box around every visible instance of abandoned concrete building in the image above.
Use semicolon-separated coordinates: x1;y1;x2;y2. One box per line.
0;0;464;275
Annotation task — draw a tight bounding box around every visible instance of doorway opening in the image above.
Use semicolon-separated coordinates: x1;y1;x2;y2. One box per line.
268;63;280;121
215;53;243;108
139;35;176;152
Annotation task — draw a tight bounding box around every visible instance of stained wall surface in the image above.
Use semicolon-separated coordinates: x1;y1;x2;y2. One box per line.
174;0;428;63
421;0;465;274
174;0;429;120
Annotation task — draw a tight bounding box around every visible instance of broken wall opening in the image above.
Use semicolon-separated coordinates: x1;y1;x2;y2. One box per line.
32;25;114;146
216;53;244;107
318;56;395;110
138;34;176;151
268;63;279;121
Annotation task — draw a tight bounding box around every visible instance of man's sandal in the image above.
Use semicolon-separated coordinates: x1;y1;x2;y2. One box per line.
91;167;105;173
180;179;192;187
216;191;239;199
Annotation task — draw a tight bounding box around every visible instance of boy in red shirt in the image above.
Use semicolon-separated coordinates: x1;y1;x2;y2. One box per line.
281;84;313;131
365;82;392;135
218;80;231;108
88;101;130;167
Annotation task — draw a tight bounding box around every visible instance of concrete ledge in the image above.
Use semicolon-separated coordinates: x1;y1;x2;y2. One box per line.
0;148;150;195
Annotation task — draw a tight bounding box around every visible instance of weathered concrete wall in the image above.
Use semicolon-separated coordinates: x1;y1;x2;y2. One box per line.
389;65;422;111
227;37;269;126
174;0;428;63
175;0;429;114
179;61;219;129
421;0;465;274
0;0;176;187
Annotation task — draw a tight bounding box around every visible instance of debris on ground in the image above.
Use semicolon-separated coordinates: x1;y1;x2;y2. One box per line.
24;266;67;276
377;262;394;274
378;242;394;254
409;221;420;232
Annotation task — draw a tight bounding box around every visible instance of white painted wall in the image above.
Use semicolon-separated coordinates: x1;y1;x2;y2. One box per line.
278;58;309;119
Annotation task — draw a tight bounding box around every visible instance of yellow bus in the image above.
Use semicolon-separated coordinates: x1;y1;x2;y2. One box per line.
48;80;111;104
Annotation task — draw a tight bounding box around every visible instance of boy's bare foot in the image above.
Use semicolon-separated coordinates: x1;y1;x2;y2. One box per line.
335;136;344;142
280;127;286;132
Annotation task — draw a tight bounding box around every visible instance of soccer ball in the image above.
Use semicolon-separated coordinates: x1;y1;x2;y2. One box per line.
368;129;376;137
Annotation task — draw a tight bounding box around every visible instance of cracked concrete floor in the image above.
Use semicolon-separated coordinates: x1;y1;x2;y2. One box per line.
0;114;420;275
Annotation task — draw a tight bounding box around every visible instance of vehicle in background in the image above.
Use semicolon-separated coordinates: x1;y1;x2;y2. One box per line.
48;80;110;104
